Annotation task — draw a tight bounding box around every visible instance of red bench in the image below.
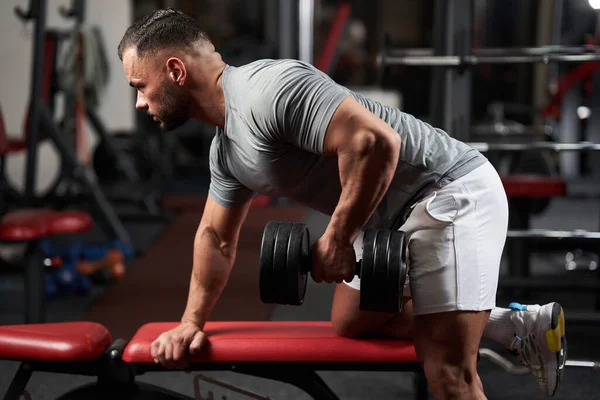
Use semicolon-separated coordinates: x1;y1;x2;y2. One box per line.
0;105;94;323
0;321;425;400
0;208;92;323
501;175;567;199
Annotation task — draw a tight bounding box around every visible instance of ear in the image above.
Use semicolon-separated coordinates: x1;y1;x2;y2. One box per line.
166;57;186;85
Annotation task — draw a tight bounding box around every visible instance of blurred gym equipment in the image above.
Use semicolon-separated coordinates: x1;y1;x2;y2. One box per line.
11;0;131;248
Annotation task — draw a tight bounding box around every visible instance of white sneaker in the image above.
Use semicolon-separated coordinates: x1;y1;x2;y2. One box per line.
508;302;567;397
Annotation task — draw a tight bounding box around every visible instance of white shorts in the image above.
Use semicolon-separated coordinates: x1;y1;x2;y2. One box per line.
345;161;509;315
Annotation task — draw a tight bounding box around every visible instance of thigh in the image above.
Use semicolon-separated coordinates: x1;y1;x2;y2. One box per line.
331;283;413;339
406;163;508;316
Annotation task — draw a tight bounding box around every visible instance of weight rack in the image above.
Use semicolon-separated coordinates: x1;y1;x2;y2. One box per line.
15;0;132;246
377;0;600;324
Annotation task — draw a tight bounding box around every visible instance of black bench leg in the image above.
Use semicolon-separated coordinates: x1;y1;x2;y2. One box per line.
3;363;33;400
233;366;339;400
414;371;429;400
24;241;45;324
290;371;339;400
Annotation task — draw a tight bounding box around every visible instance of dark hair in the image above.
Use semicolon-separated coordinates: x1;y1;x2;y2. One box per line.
118;8;210;61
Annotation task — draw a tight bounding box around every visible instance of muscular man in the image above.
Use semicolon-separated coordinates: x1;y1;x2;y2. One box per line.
118;9;566;399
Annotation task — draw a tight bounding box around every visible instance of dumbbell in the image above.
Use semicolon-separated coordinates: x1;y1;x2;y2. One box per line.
259;221;407;313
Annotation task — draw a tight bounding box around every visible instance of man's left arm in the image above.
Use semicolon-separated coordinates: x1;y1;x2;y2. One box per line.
268;62;400;282
321;96;401;249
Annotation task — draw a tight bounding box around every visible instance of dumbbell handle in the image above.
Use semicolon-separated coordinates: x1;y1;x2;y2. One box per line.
302;256;363;277
355;261;363;277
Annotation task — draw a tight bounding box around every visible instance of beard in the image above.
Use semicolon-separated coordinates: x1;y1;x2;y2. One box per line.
153;80;192;131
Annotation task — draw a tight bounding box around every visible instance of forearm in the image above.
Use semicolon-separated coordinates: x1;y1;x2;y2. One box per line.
327;131;400;245
181;227;236;328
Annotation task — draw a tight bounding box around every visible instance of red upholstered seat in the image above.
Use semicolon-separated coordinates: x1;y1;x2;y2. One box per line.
0;322;112;362
501;175;566;198
0;209;93;241
7;138;27;153
122;321;418;364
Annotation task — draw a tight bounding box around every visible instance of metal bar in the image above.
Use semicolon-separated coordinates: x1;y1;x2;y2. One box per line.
567;360;600;369
24;0;47;205
193;374;271;400
378;53;600;66
3;364;33;400
428;0;450;133
471;125;553;137
499;277;600;291
414;372;429;400
480;349;599;374
298;0;314;64
138;361;421;374
279;0;295;59
38;106;132;247
86;108;139;182
558;82;582;178
428;0;472;142
265;0;279;51
585;56;600;178
231;365;342;400
507;229;600;239
387;45;600;57
468;141;600;152
24;242;44;324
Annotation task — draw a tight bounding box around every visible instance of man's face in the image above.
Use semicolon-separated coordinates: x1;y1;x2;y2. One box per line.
122;48;191;131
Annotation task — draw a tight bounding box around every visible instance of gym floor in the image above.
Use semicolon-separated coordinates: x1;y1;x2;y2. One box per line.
0;194;599;399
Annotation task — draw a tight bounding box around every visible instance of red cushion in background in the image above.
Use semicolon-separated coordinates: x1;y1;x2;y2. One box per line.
0;322;112;362
0;209;93;241
501;175;566;198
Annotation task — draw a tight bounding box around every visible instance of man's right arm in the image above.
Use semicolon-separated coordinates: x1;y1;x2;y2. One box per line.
180;194;253;328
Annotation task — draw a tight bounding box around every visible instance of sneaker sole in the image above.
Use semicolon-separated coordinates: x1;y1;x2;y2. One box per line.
545;302;567;396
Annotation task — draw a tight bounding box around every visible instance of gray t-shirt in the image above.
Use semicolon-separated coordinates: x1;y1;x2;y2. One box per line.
209;59;487;229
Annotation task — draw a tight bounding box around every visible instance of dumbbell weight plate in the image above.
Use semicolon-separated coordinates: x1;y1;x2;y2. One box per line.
359;229;378;312
260;221;310;306
387;230;405;313
259;221;280;304
373;229;394;312
272;222;293;305
360;229;406;313
374;229;394;313
284;223;310;305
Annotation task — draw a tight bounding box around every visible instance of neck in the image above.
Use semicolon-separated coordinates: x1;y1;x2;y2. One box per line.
189;53;227;128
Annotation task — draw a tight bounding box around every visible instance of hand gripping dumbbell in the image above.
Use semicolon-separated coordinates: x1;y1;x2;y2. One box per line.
259;221;407;313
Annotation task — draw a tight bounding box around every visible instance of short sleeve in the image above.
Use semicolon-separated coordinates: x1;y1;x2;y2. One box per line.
268;61;350;154
208;134;254;208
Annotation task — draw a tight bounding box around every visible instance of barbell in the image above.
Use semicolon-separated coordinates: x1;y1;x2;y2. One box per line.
467;141;600;152
377;44;600;68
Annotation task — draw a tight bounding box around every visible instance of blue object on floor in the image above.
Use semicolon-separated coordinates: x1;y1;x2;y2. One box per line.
39;239;134;299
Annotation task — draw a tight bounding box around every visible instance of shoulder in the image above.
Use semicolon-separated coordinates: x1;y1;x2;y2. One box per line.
227;59;328;92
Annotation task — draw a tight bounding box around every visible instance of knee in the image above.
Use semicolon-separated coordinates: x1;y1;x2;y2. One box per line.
331;313;362;338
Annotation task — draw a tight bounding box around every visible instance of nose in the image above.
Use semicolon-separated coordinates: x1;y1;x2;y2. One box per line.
135;92;148;110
